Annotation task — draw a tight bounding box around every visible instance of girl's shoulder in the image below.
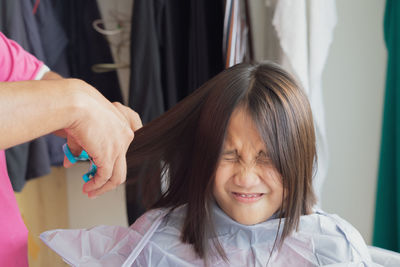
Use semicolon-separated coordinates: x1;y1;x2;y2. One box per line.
129;207;169;234
129;206;380;266
294;208;373;265
129;205;208;266
130;205;186;234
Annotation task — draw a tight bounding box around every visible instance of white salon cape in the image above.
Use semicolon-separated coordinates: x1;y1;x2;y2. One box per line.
41;204;381;267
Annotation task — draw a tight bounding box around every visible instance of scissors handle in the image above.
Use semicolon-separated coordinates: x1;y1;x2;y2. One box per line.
62;144;97;183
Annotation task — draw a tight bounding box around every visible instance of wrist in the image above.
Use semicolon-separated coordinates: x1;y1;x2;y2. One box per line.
58;78;91;131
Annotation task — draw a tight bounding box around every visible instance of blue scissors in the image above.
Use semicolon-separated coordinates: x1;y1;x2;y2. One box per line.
62;143;97;183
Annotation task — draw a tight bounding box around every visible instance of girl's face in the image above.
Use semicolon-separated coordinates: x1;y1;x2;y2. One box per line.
213;108;284;225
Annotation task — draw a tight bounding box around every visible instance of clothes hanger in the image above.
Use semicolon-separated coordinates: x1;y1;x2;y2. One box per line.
91;3;131;73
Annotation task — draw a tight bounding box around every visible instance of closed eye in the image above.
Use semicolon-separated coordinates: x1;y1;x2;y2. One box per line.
222;149;239;162
224;156;239;162
256;151;271;164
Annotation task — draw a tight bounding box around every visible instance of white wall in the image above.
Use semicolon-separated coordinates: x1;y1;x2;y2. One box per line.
321;0;386;245
66;163;128;228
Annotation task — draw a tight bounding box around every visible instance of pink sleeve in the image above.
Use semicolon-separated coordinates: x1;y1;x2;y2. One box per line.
0;32;44;82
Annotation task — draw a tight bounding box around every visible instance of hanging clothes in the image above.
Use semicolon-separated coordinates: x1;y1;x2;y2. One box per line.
270;0;337;202
32;0;70;78
373;0;400;253
187;0;225;92
127;0;225;224
128;0;224;124
56;0;123;103
29;0;69;168
223;0;253;68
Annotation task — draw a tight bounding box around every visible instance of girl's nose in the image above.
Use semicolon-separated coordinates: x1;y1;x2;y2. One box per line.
233;166;260;189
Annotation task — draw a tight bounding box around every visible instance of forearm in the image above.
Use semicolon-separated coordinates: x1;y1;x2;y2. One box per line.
0;79;82;149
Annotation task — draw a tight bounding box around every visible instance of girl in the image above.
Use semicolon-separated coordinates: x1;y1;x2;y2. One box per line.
41;63;379;266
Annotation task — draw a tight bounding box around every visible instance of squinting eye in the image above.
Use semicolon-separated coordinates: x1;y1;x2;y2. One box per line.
223;156;238;162
257;156;271;165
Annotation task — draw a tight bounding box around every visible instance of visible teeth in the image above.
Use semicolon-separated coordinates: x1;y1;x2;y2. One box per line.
238;193;260;198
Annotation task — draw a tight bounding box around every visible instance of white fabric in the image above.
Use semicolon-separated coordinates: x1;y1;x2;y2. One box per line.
308;0;337;200
368;246;400;267
41;204;382;266
34;64;50;80
272;0;337;201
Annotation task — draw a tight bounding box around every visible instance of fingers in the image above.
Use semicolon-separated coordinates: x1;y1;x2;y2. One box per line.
79;104;136;198
82;153;114;193
131;111;143;131
63;155;73;168
84;155;126;198
112;102;143;131
63;137;83;168
53;129;67;138
67;137;83;155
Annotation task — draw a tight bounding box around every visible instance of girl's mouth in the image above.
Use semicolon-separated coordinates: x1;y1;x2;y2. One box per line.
232;192;264;203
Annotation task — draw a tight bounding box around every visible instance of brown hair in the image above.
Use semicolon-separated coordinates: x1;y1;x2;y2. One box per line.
126;62;317;260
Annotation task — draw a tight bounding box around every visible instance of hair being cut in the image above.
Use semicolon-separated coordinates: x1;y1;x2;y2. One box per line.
126;62;317;261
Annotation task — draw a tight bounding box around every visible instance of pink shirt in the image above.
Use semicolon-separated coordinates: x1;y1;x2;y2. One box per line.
0;32;44;266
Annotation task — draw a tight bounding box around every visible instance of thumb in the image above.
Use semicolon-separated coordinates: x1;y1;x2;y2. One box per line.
63;137;84;168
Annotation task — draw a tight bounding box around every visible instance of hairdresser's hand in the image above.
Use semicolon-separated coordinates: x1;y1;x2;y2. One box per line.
62;79;142;198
